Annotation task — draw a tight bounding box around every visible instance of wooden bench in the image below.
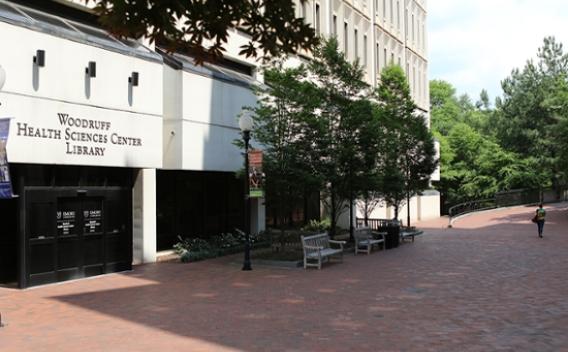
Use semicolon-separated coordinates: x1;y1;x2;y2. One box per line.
301;232;346;269
354;226;386;255
400;229;424;243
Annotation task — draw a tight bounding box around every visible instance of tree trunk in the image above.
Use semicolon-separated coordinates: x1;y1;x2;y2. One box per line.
303;189;309;225
349;190;354;243
406;191;411;228
330;186;337;238
364;197;369;226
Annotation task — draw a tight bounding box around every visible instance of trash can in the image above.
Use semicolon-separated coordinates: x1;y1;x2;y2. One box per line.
384;224;400;249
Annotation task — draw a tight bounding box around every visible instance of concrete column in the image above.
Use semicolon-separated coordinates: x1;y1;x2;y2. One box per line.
132;168;157;264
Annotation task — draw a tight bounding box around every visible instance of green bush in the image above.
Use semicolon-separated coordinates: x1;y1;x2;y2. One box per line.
301;219;331;233
173;231;269;263
173;236;211;255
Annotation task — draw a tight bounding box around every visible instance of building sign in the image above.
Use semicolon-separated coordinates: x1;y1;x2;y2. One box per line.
5;95;162;168
83;209;102;234
57;210;76;236
0;118;14;199
248;149;264;198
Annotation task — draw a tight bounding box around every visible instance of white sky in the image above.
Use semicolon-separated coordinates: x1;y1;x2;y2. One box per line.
428;0;568;103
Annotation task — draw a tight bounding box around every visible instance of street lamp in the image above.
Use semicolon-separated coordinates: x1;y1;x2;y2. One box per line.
239;113;253;271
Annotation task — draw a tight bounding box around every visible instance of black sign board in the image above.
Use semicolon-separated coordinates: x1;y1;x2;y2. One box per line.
83;209;102;233
57;210;76;236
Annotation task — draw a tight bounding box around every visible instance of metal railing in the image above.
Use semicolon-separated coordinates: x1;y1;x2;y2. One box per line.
447;187;565;227
448;198;497;227
356;218;399;231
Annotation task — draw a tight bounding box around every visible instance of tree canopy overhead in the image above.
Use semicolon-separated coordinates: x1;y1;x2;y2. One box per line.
88;0;318;63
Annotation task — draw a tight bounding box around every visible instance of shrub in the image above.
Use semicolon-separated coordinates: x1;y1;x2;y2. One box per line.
209;233;241;249
301;219;331;233
173;236;211;255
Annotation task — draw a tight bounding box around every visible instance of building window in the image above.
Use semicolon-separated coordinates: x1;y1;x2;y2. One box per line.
301;1;307;20
391;52;394;64
398;56;401;66
363;34;368;66
375;0;379;17
383;0;386;20
397;1;400;30
344;22;349;57
422;23;425;50
376;43;380;73
354;28;359;61
412;14;415;42
315;3;321;34
405;9;408;38
413;66;416;95
333;15;337;36
390;0;393;23
384;48;387;68
417;18;420;47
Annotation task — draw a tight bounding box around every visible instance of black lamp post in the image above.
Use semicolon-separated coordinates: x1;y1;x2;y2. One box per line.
239;113;253;271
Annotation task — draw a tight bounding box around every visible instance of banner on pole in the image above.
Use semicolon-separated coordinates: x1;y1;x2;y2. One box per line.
0;118;14;199
248;149;264;198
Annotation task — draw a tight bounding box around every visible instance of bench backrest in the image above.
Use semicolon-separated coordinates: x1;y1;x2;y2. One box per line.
354;226;372;240
301;233;331;255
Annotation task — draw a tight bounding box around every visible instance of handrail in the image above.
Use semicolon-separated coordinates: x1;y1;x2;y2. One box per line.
447;198;497;227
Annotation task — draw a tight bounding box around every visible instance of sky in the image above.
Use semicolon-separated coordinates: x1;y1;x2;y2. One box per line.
428;0;568;103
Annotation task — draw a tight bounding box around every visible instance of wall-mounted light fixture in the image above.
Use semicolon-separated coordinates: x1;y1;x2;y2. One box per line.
85;61;96;78
0;64;6;91
33;50;45;67
128;71;139;86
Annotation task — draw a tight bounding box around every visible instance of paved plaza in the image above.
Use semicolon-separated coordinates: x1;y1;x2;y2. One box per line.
1;203;567;351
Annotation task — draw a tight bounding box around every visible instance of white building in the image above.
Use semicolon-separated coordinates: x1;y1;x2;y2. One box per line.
291;0;438;225
0;0;437;288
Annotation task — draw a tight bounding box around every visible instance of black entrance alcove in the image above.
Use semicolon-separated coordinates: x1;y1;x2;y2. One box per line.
9;164;134;288
24;187;132;287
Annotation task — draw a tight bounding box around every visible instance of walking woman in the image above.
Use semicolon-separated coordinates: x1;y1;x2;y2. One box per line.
535;204;546;238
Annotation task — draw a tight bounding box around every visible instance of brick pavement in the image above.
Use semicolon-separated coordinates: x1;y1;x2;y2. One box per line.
1;203;568;351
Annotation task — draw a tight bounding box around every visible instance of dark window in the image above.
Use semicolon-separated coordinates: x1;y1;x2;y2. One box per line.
344;22;348;56
156;171;245;251
333;15;337;36
315;3;321;34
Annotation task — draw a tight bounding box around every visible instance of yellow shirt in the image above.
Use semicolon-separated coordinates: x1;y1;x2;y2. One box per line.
536;208;546;221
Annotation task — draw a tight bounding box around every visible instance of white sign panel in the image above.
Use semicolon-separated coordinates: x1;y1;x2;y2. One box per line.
5;95;162;168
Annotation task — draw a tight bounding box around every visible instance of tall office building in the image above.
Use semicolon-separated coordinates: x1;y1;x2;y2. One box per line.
291;0;438;223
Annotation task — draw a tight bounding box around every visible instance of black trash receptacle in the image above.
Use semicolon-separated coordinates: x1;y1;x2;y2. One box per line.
384;225;400;249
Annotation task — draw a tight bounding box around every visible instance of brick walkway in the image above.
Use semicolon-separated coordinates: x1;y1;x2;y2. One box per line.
1;203;568;351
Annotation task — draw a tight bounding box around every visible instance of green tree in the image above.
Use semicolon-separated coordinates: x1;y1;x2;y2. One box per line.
249;38;381;238
88;0;318;63
378;65;437;226
249;64;321;228
476;89;490;110
430;80;462;135
495;36;568;193
307;38;378;237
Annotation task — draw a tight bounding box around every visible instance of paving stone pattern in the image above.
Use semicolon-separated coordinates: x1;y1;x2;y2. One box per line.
1;204;568;351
